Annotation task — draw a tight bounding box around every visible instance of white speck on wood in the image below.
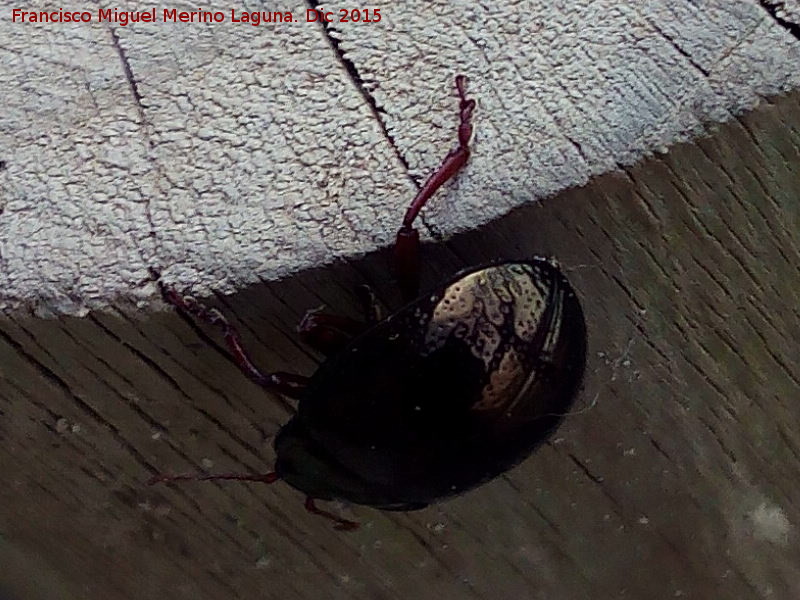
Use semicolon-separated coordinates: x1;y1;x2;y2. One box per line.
749;503;792;546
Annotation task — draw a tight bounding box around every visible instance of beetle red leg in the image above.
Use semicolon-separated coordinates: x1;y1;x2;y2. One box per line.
305;497;359;531
297;285;383;354
148;471;279;485
394;74;476;300
393;227;421;302
297;308;367;355
162;285;308;399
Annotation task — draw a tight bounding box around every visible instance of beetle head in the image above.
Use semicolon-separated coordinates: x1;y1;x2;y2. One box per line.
274;418;404;507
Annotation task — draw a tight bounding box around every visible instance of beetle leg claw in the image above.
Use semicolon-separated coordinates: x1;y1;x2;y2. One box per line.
297;309;366;356
304;497;359;531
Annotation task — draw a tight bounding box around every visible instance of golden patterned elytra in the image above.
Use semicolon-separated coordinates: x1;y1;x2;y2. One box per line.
423;262;567;412
149;77;587;530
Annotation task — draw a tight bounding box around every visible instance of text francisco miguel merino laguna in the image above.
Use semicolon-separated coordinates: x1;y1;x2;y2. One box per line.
11;8;380;26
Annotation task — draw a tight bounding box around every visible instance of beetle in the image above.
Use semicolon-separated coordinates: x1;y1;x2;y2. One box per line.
150;76;587;530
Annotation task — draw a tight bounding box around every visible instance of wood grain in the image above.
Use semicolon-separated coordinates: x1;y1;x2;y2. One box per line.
1;90;798;599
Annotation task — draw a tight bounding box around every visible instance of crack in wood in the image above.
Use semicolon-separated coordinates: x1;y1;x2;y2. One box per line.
0;325;159;476
103;22;162;261
303;0;454;244
647;19;711;77
91;312;285;445
567;452;605;484
107;26;146;122
305;1;412;174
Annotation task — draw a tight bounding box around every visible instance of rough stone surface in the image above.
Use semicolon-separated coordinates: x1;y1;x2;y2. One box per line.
1;1;799;317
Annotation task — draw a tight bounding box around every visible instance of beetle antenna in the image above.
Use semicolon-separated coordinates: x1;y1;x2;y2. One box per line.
147;471;279;485
545;392;599;418
147;473;359;531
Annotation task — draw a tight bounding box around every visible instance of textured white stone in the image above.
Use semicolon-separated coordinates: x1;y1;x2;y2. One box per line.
1;0;798;315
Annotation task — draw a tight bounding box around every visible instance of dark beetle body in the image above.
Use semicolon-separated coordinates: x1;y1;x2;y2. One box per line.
275;258;586;509
152;77;587;528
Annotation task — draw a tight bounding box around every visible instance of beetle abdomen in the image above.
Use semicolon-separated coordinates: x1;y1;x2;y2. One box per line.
280;259;586;507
